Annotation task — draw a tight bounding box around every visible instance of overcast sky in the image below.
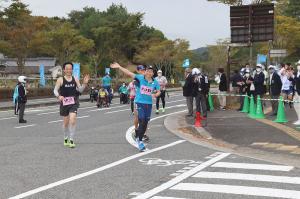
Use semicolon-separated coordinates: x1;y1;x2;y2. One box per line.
20;0;230;49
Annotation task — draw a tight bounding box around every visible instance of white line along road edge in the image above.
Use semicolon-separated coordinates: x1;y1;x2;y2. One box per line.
132;152;231;199
8;140;186;199
126;109;187;148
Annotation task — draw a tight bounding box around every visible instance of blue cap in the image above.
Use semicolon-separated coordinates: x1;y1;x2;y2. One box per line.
136;65;145;71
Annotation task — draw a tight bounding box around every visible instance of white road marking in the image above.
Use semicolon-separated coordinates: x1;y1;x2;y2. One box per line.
105;108;130;114
193;171;300;184
14;124;36;129
126;110;187;148
48;115;90;124
170;183;300;199
0;116;16;121
87;105;127;112
132;153;230;199
151;197;189;199
8;140;185;199
105;104;185;115
37;111;59;116
211;162;293;171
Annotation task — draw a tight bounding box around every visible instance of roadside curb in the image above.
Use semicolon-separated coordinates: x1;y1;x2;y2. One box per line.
164;111;300;168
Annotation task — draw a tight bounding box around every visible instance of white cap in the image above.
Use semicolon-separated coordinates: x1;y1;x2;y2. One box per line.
268;65;275;69
256;63;263;68
192;68;200;75
296;60;300;65
157;70;162;73
18;76;27;83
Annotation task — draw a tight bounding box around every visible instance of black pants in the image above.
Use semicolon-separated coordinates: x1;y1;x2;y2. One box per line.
14;99;19;115
120;93;128;104
195;92;207;117
156;90;166;110
19;102;25;121
130;98;134;113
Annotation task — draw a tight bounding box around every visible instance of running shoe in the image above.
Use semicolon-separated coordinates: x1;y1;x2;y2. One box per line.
64;138;69;146
69;140;76;148
162;108;165;113
143;134;150;142
138;141;146;152
155;110;159;114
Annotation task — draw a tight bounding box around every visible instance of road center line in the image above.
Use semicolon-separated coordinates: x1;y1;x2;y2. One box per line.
8;140;186;199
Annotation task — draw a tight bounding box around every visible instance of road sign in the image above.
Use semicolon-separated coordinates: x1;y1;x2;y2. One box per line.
270;49;287;58
230;4;274;43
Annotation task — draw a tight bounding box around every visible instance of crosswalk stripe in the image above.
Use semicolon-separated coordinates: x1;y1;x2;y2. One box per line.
131;153;230;199
171;183;300;199
211;162;293;171
193;171;300;184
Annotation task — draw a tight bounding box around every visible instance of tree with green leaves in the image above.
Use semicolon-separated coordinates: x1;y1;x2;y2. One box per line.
0;0;49;74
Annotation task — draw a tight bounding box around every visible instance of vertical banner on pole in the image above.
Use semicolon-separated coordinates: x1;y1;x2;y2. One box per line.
182;59;190;68
257;54;267;65
73;63;80;79
105;67;110;74
39;64;46;87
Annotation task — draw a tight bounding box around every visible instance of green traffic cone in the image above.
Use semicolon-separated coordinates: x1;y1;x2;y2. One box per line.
274;96;288;123
208;92;214;111
248;95;256;118
255;95;265;119
240;95;249;113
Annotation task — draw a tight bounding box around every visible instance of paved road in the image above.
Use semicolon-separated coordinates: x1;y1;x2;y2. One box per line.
1;92;300;199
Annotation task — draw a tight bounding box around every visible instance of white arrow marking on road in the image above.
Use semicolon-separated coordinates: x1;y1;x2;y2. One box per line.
193;171;300;184
14;124;36;129
8;140;185;199
170;183;300;199
211;162;293;171
132;153;230;199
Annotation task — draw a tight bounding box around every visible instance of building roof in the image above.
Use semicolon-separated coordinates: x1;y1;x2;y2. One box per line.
0;57;56;74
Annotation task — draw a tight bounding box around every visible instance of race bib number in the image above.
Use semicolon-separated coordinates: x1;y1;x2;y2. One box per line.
140;85;152;96
62;97;75;106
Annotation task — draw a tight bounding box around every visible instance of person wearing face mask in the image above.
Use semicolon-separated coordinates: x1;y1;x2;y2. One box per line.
289;60;300;125
119;82;129;104
253;64;265;103
17;76;28;123
217;68;227;110
183;68;196;117
244;69;254;97
268;65;282;116
155;70;168;114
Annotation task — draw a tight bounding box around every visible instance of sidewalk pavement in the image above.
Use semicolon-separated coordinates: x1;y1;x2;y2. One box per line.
0;87;182;110
164;105;300;168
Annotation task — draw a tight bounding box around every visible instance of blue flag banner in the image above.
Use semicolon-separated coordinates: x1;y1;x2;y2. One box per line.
182;59;190;68
39;64;46;87
73;63;80;79
257;54;267;65
105;68;110;74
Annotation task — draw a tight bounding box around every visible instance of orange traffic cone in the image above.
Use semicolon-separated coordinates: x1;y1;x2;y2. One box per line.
195;111;202;127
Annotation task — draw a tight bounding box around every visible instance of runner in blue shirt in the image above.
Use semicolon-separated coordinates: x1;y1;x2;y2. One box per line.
102;73;112;104
110;62;160;151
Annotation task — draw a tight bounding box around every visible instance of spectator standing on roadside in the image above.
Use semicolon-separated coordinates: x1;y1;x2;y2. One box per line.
215;68;227;110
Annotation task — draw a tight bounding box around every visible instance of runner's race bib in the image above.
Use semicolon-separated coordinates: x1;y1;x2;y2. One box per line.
62;96;75;106
140;85;153;95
